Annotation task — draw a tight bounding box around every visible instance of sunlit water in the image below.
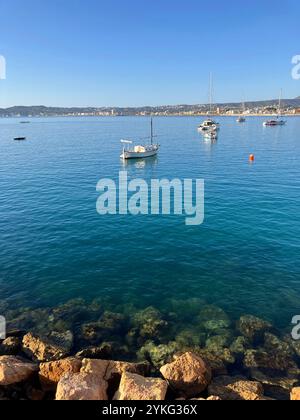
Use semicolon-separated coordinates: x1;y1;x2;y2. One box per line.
0;116;299;329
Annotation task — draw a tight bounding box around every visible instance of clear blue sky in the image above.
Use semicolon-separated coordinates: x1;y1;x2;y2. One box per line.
0;0;299;107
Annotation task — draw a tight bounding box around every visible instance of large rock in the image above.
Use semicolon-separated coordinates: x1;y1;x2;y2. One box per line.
208;376;264;401
22;332;70;362
291;388;300;401
56;372;108;400
237;315;272;343
0;356;38;386
39;357;82;391
114;372;168;401
160;352;212;398
81;358;150;392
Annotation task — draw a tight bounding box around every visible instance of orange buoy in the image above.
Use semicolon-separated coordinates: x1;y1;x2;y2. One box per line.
249;154;255;162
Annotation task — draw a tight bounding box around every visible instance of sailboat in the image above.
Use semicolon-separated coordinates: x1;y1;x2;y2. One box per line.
120;118;160;160
263;90;287;126
198;73;220;133
237;99;246;123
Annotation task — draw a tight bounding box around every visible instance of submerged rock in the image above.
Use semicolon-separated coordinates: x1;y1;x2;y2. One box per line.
0;356;38;386
114;372;168;401
167;298;206;320
137;341;180;368
206;332;233;350
244;349;297;373
237;315;272;343
230;336;250;358
175;329;205;348
80;312;127;345
39;357;82;391
22;333;70;362
76;343;113;360
208;376;264;401
132;307;168;340
56;372;108;401
198;305;231;331
160;352;212;398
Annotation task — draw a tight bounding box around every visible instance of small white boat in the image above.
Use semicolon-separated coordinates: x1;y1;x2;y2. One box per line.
263;118;286;127
237;116;246;123
120;119;160;160
198;119;220;132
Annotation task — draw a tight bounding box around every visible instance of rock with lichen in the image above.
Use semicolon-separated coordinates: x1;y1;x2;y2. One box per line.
137;341;180;368
131;307;168;340
175;329;206;348
81;311;127;345
237;315;272;344
230;336;250;358
198;305;231;331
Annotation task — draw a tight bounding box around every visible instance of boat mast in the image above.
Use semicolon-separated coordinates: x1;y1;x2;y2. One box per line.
209;72;213;115
150;118;153;145
278;89;283;117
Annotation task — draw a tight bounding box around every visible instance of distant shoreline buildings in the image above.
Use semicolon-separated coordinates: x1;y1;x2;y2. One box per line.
1;98;300;118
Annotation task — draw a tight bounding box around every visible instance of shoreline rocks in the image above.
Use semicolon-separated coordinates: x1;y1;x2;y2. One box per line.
1;299;300;400
0;356;38;386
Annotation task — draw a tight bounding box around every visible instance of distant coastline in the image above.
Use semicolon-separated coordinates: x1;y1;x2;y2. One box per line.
1;97;300;118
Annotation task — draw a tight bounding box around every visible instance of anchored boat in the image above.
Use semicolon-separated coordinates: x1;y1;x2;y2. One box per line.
263;90;286;127
120;118;160;160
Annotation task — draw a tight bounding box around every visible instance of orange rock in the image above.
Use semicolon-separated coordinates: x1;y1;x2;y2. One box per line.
0;356;38;386
291;387;300;400
56;372;108;400
39;357;82;391
114;372;168;401
160;352;212;398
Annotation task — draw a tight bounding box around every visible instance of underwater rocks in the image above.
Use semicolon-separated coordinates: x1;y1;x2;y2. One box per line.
0;356;38;386
198;305;231;331
160;352;212;398
114;372;168;401
237;315;272;343
132;307;168;340
138;341;180;368
208;376;265;401
80;312;127;346
56;372;108;401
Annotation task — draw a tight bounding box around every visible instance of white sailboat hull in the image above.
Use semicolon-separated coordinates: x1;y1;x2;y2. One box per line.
121;148;159;160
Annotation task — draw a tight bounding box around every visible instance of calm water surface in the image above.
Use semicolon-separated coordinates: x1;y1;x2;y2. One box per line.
0;116;299;329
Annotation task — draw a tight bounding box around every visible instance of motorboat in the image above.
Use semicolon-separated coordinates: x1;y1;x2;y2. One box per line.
198;119;219;132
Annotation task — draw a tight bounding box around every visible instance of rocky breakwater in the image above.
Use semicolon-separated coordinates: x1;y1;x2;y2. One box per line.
1;299;300;400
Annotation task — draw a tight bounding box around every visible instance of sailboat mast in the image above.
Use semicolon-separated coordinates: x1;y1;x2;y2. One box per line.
278;89;282;116
150;118;153;145
209;73;213;114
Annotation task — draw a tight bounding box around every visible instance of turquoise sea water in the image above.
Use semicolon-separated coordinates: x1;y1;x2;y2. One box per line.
0;116;300;330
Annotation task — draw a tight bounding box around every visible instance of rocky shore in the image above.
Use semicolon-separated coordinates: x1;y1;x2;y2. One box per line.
0;298;300;400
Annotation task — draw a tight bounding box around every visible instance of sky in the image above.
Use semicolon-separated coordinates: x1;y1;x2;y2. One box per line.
0;0;299;107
